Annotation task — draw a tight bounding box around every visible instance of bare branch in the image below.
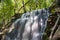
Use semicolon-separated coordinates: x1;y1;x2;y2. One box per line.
49;14;60;40
18;0;31;13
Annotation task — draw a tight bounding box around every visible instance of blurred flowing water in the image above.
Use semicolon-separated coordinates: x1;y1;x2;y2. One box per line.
4;8;50;40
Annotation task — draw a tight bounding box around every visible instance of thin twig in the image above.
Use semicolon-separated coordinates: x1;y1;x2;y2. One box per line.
18;0;31;13
49;14;60;40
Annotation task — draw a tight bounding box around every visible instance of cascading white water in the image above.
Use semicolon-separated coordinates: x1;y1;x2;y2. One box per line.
4;8;50;40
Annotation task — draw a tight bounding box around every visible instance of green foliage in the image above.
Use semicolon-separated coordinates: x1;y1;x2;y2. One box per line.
0;0;14;22
0;0;53;23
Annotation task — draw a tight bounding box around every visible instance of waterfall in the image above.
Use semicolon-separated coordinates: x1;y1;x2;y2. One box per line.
4;8;50;40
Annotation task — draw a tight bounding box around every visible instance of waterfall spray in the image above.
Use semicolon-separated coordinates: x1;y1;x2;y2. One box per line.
4;8;50;40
